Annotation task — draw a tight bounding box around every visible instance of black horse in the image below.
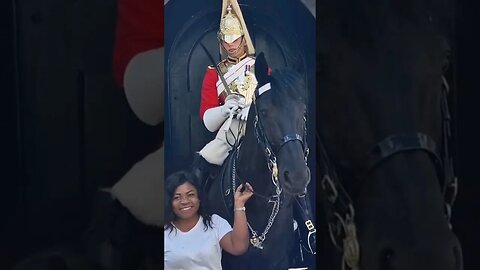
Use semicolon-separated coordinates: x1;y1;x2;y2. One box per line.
317;0;463;269
202;54;312;270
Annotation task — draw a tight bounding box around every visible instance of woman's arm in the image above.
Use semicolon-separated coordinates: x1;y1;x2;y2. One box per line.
219;183;254;255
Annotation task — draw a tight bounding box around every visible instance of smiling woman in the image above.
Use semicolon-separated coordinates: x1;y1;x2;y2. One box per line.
164;171;254;270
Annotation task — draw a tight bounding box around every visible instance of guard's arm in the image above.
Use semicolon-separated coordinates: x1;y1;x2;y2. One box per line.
203;95;242;132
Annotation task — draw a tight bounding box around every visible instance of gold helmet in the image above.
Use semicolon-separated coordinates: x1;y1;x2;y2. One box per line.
218;5;243;43
218;0;255;55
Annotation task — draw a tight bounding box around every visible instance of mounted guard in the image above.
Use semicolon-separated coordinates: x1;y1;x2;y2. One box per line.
191;0;316;260
195;0;257;169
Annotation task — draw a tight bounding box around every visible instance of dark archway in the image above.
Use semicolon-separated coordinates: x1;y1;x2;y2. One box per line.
165;0;315;177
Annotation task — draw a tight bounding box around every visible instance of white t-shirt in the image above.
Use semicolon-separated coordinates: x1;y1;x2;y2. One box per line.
164;214;233;270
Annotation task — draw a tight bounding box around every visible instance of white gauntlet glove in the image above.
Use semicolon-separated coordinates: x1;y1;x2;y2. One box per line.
221;94;243;116
203;94;243;132
237;104;251;121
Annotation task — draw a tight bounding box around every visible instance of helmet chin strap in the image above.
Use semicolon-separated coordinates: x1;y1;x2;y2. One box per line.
223;37;246;57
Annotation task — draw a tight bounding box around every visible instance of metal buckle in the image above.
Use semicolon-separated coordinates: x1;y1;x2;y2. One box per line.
305;219;315;231
322;174;339;203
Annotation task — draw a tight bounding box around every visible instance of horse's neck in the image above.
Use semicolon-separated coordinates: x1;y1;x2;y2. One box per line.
237;115;272;194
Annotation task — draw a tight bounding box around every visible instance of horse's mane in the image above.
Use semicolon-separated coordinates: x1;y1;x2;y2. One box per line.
269;67;306;105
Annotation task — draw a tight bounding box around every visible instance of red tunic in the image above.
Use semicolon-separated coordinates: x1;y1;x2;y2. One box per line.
200;68;226;120
113;0;164;88
199;59;265;120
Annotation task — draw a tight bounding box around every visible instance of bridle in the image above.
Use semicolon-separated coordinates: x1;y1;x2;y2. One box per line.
232;81;311;250
253;83;310;193
317;75;458;270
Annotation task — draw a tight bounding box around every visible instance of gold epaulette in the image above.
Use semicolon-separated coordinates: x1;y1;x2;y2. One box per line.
217;61;228;76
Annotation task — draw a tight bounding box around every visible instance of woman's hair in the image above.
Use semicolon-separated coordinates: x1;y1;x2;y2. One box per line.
164;170;213;234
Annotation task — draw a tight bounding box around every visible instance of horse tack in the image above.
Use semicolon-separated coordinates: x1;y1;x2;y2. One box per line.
223;82;312;251
254;83;309;152
250;236;264;249
251;82;316;254
364;133;440;176
232;142;282;250
363;76;458;226
318;76;458;270
295;194;318;255
253;83;309;193
440;76;458;227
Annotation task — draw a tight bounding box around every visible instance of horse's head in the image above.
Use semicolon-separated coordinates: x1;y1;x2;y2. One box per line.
318;0;462;269
242;53;311;196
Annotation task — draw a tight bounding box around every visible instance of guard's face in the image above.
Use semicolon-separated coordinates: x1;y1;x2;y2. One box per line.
171;182;200;220
222;36;246;58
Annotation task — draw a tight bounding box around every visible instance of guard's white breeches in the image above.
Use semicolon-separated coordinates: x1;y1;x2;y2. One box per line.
110;146;164;227
199;118;245;165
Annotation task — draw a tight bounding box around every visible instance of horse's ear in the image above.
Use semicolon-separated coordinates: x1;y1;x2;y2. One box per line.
255;52;270;86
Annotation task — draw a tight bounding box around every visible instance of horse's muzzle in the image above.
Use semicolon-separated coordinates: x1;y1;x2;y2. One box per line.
281;166;311;195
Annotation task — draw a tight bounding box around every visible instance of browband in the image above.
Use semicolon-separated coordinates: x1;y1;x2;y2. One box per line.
258;83;271;96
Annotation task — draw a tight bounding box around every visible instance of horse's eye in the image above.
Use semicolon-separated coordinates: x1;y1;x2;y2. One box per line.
260;109;268;117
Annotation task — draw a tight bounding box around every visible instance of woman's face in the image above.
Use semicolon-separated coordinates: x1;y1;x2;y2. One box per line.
171;182;200;220
222;36;246;58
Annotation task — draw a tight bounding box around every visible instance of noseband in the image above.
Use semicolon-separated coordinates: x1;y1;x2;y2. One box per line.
318;76;458;270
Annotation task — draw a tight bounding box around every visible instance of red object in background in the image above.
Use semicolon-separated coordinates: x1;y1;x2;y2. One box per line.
113;0;164;88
